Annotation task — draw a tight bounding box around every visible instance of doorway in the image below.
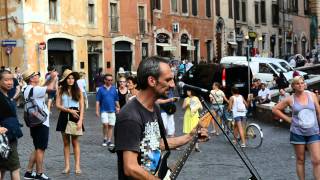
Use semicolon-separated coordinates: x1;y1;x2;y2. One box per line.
115;41;132;79
48;38;73;75
88;54;99;92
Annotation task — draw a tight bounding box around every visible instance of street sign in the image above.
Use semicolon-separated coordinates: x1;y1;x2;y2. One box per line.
1;40;17;47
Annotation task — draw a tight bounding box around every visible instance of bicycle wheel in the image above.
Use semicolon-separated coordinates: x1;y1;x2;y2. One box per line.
246;123;263;148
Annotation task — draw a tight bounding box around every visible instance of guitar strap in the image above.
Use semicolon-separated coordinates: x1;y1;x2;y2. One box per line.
155;107;170;152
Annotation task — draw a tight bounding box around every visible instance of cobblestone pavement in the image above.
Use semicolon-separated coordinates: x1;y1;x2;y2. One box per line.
9;94;313;180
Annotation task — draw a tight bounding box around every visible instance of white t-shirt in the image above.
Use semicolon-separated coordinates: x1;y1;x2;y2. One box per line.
209;89;225;104
23;85;49;127
258;88;270;100
77;79;87;93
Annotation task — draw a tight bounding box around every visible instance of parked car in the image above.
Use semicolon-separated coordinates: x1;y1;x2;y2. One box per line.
178;63;251;100
288;54;306;67
220;56;308;84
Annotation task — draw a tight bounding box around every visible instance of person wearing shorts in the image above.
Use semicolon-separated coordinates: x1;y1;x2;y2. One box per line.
22;69;58;180
273;76;320;179
96;74;120;147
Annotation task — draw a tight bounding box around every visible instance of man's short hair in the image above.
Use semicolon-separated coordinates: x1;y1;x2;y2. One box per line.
104;73;112;79
137;56;169;90
47;66;55;72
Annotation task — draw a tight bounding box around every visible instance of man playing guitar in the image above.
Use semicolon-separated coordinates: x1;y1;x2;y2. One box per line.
114;56;208;180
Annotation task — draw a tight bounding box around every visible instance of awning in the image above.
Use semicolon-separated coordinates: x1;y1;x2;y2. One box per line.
181;43;195;51
228;41;238;46
156;43;177;51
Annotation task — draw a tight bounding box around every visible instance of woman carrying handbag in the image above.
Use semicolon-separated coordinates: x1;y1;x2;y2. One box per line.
56;69;84;175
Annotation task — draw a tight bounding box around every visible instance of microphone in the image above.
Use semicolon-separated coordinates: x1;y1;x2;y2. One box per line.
178;82;209;93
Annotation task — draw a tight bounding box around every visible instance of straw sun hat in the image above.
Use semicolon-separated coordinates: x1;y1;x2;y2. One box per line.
22;70;40;81
59;69;79;82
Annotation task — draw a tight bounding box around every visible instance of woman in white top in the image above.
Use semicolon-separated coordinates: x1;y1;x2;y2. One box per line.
56;69;84;175
228;87;248;147
209;82;229;135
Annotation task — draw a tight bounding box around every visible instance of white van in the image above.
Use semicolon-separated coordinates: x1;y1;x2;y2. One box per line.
220;56;307;84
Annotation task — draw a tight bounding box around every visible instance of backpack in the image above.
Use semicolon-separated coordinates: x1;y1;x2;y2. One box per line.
0;133;11;159
23;88;48;127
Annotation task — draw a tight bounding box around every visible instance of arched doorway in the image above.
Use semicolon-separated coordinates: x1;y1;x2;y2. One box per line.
293;36;298;54
115;41;132;78
48;38;73;75
301;36;307;57
156;33;171;58
180;34;190;61
216;18;224;62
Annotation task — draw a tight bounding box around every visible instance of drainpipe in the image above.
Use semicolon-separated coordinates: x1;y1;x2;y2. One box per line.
5;0;9;35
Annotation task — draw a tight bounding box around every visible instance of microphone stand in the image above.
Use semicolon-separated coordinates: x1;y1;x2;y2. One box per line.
199;96;261;180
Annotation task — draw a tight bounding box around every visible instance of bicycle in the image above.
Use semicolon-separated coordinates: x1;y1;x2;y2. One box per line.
217;108;264;149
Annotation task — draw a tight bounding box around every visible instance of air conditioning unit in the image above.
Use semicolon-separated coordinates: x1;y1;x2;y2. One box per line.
173;23;179;33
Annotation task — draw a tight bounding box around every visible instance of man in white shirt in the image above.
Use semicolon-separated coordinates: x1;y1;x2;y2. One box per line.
257;83;271;104
22;70;57;180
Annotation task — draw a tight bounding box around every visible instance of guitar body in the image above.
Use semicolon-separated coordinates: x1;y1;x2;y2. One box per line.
157;150;171;179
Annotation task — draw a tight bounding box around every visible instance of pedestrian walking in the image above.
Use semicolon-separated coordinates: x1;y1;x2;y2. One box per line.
273;76;320;180
209;82;229;135
156;88;178;138
125;76;138;102
182;89;203;152
94;68;104;92
22;69;58;180
228;87;248;148
114;56;208;179
96;73;120;147
0;70;23;180
56;69;84;175
117;76;128;108
77;72;88;109
45;66;58;113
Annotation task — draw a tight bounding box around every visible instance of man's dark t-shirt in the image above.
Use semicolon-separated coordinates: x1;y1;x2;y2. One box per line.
115;98;162;180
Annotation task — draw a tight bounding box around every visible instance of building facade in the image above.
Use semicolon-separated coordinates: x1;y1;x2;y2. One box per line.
214;0;312;60
151;0;214;64
0;0;105;91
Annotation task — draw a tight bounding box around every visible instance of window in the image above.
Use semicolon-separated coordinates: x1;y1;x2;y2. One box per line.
192;0;198;16
110;3;118;32
49;0;57;21
88;2;95;24
206;0;212;17
171;0;178;13
259;63;273;73
182;0;188;14
154;0;161;10
272;3;279;25
228;0;233;18
215;0;220;16
235;0;240;20
255;2;259;24
241;1;246;22
206;40;212;62
138;6;145;34
261;1;266;24
304;0;310;15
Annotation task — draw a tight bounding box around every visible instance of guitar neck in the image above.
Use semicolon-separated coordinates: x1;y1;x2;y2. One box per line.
169;132;199;180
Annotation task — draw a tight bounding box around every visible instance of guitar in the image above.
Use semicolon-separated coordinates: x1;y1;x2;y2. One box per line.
157;111;212;180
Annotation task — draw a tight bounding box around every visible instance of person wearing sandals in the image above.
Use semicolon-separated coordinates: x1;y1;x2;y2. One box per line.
228;87;248;148
273;76;320;180
56;69;84;175
182;90;203;152
209;82;229;135
0;70;23;180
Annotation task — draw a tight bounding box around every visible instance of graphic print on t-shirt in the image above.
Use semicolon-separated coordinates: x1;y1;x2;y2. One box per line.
139;120;161;174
